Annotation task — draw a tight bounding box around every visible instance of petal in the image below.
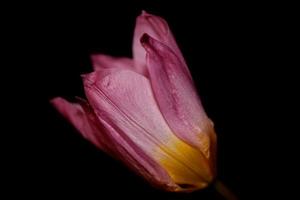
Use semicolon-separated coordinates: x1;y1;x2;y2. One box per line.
91;54;147;76
50;97;108;151
141;34;215;160
51;97;172;189
83;69;213;191
95;115;175;190
91;54;133;70
133;11;191;78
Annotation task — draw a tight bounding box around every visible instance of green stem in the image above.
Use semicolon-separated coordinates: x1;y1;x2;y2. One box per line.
214;180;238;200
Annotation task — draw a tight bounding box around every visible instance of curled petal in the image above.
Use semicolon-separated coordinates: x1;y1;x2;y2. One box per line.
141;34;215;161
133;11;191;78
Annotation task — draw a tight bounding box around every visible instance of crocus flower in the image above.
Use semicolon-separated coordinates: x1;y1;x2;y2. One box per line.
51;11;217;192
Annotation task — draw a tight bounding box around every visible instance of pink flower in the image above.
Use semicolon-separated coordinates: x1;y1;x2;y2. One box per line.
51;11;217;192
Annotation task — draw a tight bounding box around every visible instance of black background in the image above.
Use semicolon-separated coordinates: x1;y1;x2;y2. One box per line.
5;1;290;199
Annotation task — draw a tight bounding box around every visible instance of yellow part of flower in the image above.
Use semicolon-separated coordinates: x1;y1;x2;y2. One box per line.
156;133;214;192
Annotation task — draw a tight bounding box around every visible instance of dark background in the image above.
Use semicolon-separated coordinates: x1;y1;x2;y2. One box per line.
5;1;290;199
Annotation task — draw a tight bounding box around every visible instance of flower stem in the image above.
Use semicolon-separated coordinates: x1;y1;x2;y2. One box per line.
214;180;238;200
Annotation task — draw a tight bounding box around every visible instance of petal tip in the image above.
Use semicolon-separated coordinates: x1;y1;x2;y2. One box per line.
81;72;97;88
80;73;88;79
50;97;63;106
141;10;148;15
90;54;98;62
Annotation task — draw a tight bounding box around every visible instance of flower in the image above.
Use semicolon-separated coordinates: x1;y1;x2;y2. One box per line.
51;11;217;192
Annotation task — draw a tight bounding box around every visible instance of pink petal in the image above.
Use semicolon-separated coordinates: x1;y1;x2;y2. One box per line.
83;69;212;191
91;54;147;76
141;34;214;158
91;54;132;70
133;11;191;78
50;97;107;151
51;97;170;187
51;97;172;189
83;70;176;189
96;116;175;190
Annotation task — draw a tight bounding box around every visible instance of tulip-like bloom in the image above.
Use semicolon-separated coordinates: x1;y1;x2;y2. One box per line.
51;11;217;192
